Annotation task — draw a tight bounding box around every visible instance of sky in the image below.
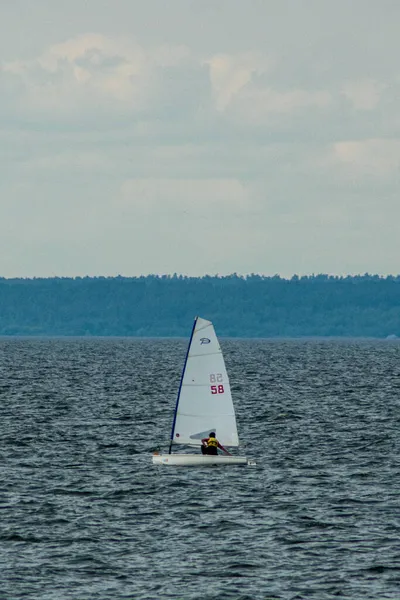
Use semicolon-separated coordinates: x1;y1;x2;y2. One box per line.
1;0;400;278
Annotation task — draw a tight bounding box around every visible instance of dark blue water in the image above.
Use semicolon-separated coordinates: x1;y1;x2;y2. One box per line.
1;338;399;600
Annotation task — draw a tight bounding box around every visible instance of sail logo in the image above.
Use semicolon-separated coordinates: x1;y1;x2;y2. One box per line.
200;338;211;344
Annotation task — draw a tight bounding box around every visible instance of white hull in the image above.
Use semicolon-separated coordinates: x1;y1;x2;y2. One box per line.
152;453;252;466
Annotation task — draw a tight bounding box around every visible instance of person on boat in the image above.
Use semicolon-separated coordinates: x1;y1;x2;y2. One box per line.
201;432;231;456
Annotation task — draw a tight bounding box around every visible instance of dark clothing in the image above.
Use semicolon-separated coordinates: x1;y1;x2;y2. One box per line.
200;435;231;456
201;445;218;455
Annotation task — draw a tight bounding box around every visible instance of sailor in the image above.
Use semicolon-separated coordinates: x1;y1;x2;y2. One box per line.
201;432;231;456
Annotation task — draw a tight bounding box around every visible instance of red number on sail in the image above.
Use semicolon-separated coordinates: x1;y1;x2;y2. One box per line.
210;385;224;394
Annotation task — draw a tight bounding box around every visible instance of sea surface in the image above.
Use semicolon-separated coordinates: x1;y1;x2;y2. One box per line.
0;338;399;600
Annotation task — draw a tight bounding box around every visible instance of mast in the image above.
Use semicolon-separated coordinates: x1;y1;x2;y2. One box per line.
168;316;198;454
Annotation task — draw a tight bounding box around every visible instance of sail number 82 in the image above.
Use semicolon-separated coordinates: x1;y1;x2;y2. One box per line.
210;373;224;394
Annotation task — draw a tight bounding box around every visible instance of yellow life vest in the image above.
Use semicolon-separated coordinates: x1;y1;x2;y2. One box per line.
207;437;218;447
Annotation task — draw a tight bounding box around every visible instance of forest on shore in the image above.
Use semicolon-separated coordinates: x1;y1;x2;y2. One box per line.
0;274;399;338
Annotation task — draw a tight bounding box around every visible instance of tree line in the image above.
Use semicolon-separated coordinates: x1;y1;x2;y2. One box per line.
0;274;399;337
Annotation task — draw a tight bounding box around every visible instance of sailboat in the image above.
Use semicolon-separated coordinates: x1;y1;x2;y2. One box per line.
152;316;253;466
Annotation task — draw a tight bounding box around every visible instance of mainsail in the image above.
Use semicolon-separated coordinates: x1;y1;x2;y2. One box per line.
170;317;239;449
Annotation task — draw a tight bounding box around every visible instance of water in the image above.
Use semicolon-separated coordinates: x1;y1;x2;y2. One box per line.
0;338;399;600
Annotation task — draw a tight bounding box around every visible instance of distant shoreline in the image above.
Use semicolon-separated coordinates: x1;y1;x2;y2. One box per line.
0;275;399;338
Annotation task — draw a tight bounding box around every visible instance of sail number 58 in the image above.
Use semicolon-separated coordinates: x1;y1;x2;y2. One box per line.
210;373;224;394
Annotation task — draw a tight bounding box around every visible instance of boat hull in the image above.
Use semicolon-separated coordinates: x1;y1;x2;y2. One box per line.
152;453;251;466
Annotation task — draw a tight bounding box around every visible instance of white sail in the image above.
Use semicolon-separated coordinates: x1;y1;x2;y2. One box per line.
170;317;239;448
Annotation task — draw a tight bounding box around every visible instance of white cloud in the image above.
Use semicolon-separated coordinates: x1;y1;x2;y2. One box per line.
1;33;188;115
3;28;398;138
1;1;400;278
341;79;385;111
331;139;400;178
205;51;333;121
226;86;332;127
0;33;336;126
206;52;270;111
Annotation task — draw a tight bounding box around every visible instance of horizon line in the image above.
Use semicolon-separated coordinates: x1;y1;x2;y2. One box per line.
1;272;400;281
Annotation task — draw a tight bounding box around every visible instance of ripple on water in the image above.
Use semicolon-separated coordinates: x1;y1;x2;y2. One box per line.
1;338;400;599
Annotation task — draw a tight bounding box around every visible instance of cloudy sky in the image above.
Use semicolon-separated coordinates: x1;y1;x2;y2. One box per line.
1;0;399;278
